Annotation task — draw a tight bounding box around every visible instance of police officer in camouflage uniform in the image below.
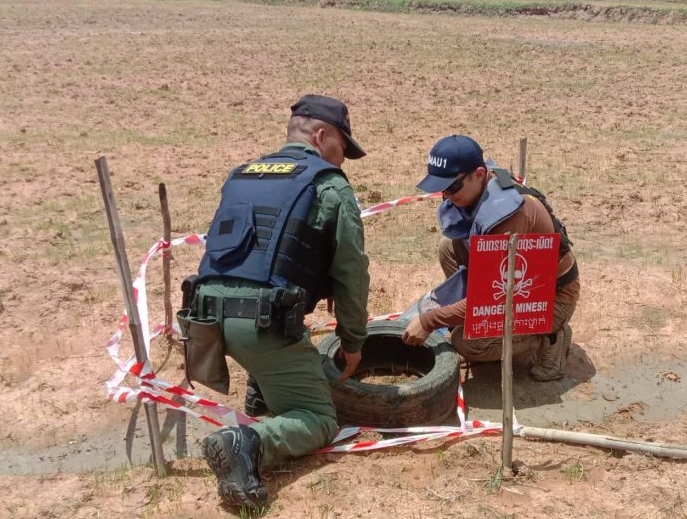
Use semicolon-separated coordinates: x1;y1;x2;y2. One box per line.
196;95;370;509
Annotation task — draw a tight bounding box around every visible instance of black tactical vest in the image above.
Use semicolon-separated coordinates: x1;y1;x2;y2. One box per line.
197;148;342;312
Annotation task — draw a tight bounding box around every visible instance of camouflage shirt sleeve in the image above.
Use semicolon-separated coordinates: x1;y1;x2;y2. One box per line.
312;172;370;353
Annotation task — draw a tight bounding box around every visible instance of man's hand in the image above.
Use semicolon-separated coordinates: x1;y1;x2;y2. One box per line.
337;349;362;382
402;316;431;347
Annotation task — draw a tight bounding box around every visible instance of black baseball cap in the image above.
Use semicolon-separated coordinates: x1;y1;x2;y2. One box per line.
416;135;485;193
290;94;366;160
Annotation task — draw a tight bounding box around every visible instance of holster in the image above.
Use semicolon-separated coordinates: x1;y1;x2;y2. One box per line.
176;308;230;395
282;301;306;339
257;286;307;339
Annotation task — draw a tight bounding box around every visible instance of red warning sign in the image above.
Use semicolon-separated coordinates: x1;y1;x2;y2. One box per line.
464;233;560;339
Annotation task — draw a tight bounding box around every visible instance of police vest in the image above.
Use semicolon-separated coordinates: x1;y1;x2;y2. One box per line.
197;148;341;311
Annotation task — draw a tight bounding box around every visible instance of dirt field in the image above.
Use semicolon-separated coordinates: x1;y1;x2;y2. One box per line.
1;0;687;518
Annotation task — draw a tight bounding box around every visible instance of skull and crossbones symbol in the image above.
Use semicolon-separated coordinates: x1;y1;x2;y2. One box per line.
492;253;533;300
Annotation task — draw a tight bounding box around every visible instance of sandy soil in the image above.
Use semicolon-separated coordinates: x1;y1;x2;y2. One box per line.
1;1;687;518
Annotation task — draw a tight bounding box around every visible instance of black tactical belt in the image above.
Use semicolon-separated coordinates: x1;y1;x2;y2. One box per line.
202;295;258;319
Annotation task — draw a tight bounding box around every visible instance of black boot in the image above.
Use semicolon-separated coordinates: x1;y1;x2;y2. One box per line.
244;375;268;417
201;425;267;509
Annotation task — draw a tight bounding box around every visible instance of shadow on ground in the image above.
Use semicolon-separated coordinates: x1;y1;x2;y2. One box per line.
462;342;596;414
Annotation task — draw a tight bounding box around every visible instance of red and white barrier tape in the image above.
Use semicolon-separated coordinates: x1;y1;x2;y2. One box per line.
359;192;441;218
317;422;502;453
104;192;509;451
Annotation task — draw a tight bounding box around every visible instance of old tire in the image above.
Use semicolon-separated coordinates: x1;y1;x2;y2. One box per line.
318;320;459;428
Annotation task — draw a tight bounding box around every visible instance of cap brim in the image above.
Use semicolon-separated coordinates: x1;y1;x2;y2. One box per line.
342;132;366;160
416;173;458;193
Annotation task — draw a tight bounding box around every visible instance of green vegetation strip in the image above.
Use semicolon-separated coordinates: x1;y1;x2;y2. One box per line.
250;0;687;22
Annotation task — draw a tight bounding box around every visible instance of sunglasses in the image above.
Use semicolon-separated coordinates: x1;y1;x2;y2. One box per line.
442;173;471;195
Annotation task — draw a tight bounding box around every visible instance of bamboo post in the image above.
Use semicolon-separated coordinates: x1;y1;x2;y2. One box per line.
501;233;517;472
518;137;527;183
519;427;687;459
96;156;166;477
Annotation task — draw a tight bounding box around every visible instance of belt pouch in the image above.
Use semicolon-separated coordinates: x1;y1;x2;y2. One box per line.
176;308;230;395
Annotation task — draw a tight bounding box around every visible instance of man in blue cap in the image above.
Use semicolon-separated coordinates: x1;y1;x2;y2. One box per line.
402;135;579;381
192;94;370;509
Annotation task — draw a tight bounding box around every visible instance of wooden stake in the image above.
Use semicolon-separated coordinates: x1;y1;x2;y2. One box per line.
501;233;517;473
96;156;166;477
157;182;188;458
158;183;173;340
518;137;527;183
